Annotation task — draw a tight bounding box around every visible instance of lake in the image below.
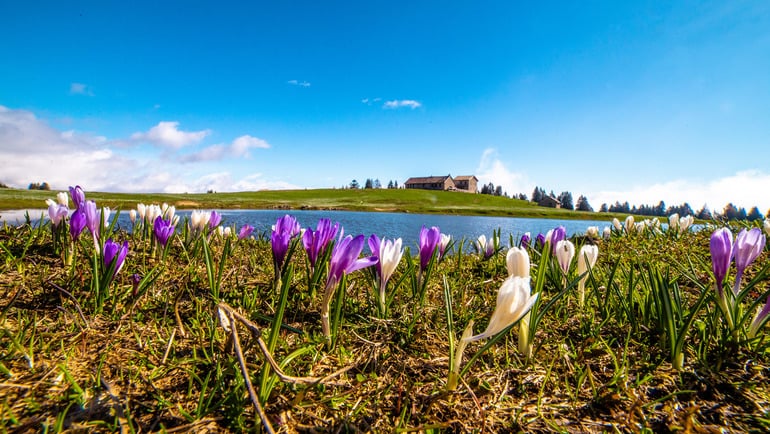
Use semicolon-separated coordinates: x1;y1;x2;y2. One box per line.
1;208;611;248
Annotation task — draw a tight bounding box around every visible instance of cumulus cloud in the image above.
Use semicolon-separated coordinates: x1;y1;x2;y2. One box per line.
588;170;770;214
475;148;532;196
180;135;270;163
288;79;311;87
0;105;286;194
69;82;94;96
383;99;422;109
130;121;210;149
0;105;136;191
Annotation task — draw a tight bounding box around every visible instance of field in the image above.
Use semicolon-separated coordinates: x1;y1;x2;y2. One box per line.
0;188;611;220
2;189;770;433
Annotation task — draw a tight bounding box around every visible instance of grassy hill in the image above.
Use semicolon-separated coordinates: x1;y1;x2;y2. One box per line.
0;187;616;220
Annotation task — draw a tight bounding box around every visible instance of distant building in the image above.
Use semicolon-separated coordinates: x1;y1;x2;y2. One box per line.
538;195;561;208
452;175;478;193
404;174;477;193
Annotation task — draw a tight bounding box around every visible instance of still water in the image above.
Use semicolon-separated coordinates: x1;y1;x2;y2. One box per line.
1;208;611;247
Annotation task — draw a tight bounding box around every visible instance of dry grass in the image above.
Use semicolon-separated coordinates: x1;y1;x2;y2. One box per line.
2;222;770;433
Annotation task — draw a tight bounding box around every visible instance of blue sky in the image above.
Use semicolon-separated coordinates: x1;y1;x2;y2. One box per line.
2;1;770;212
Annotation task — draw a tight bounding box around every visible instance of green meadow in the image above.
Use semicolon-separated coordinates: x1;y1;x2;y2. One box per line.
0;187;613;220
2;189;770;432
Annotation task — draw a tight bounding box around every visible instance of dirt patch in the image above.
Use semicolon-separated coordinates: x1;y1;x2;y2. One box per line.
175;200;201;207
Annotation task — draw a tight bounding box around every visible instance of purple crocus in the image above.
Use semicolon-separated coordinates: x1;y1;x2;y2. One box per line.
535;233;546;248
103;238;129;276
302;218;340;268
520;232;531;249
749;294;770;338
368;234;382;275
69;185;85;210
549;226;566;253
325;234;378;292
418;226;441;271
271;215;301;270
48;203;69;227
70;209;86;240
83;200;100;237
237;224;254;240
209;211;222;229
130;273;142;296
153;215;176;247
710;228;734;296
733;228;766;295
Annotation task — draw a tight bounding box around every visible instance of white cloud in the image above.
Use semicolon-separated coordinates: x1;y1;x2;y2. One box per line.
130;121;210;149
383;99;422;109
288;79;311;87
69;82;94;96
475;148;532;196
163;172;298;193
0;105;137;191
181;134;270;163
588;170;770;214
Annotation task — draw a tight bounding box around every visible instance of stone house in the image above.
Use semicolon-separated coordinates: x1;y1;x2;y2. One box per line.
404;175;478;192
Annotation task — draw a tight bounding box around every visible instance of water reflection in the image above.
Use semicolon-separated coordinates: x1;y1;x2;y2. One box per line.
2;208;614;248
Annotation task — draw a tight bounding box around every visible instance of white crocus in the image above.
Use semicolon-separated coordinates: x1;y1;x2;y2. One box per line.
475;234;495;258
101;207;111;229
506;247;530;278
624;215;635;234
612;218;622;231
555;240;575;275
668;213;680;233
45;198;57;208
377;238;404;312
463;276;539;343
585;226;599;239
678;215;694;234
129;209;137;224
602;226;611;240
577;244;599;307
136;203;146;220
56;191;69;207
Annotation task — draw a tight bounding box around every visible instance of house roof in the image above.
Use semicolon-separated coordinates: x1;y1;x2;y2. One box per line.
404;175;452;184
453;175;478;181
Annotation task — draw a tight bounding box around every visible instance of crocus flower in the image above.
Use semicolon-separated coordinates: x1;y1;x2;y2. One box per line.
678;215;694;233
733;228;766;295
238;224;254;240
129;209;137;224
190;210;210;232
612;218;622;232
668;213;680;233
302;218;340;268
209;211;222;229
130;273;142;296
48;203;69;227
535;233;546;248
136;203;147;221
463;276;539;342
577;244;599;306
710;228;733;296
369;235;403;286
83;200;100;237
69;185;85;209
56;191;69;207
103;238;129;276
749;294;770;338
271;215;301;270
100;207;111;230
475;234;495;259
602;226;611;239
70;209;86;240
585;226;599;239
625;216;635;234
325;234;378;293
506;246;530;278
520;232;531;249
418;226;441;271
548;226;566;253
153;215;175;247
764;219;770;237
555;240;575;275
438;233;452;260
